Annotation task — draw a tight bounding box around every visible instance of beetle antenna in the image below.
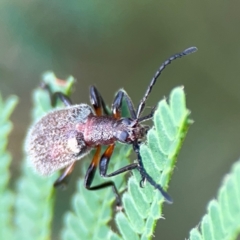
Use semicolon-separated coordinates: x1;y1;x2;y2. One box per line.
136;46;197;118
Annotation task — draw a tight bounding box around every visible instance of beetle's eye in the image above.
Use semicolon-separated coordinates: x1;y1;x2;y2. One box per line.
121;118;132;126
114;130;129;143
118;131;129;142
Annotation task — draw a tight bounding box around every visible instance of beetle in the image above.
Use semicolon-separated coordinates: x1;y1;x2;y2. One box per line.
25;46;197;206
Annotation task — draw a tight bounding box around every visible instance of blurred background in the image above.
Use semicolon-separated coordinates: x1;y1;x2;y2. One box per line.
1;1;240;239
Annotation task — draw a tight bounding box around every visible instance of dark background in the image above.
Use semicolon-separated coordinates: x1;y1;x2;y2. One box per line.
1;1;240;239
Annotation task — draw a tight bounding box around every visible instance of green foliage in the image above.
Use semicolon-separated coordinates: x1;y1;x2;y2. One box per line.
0;94;18;240
189;160;240;240
115;87;191;240
61;86;191;240
14;73;75;240
7;79;240;240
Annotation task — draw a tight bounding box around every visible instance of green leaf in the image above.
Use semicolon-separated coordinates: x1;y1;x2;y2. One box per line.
189;229;202;240
115;86;191;239
116;212;140;240
15;72;75;240
0;94;18;240
189;161;240;240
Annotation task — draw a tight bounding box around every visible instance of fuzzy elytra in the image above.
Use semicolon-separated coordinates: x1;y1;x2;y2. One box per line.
26;104;93;175
25;47;197;206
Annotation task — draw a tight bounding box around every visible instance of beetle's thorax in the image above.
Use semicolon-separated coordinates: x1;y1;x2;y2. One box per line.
76;115;149;146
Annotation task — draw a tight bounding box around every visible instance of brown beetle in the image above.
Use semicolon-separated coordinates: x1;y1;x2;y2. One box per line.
25;47;197;206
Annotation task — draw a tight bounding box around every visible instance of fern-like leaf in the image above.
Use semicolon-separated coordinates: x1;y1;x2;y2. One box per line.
0;94;18;240
189;160;240;240
61;86;191;240
14;73;75;240
115;86;191;239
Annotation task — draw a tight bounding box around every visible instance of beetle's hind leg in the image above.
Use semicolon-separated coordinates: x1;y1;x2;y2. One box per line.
84;145;122;208
99;144;139;178
40;81;72;107
54;162;76;189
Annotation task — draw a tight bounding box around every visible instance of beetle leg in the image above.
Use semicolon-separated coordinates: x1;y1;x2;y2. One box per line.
132;141;173;204
132;141;147;183
111;91;124;119
51;92;72;107
41;82;72;107
112;89;138;120
84;145;122;207
54;162;76;188
138;106;156;123
99;144;138;177
89;85;110;116
121;90;137;119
